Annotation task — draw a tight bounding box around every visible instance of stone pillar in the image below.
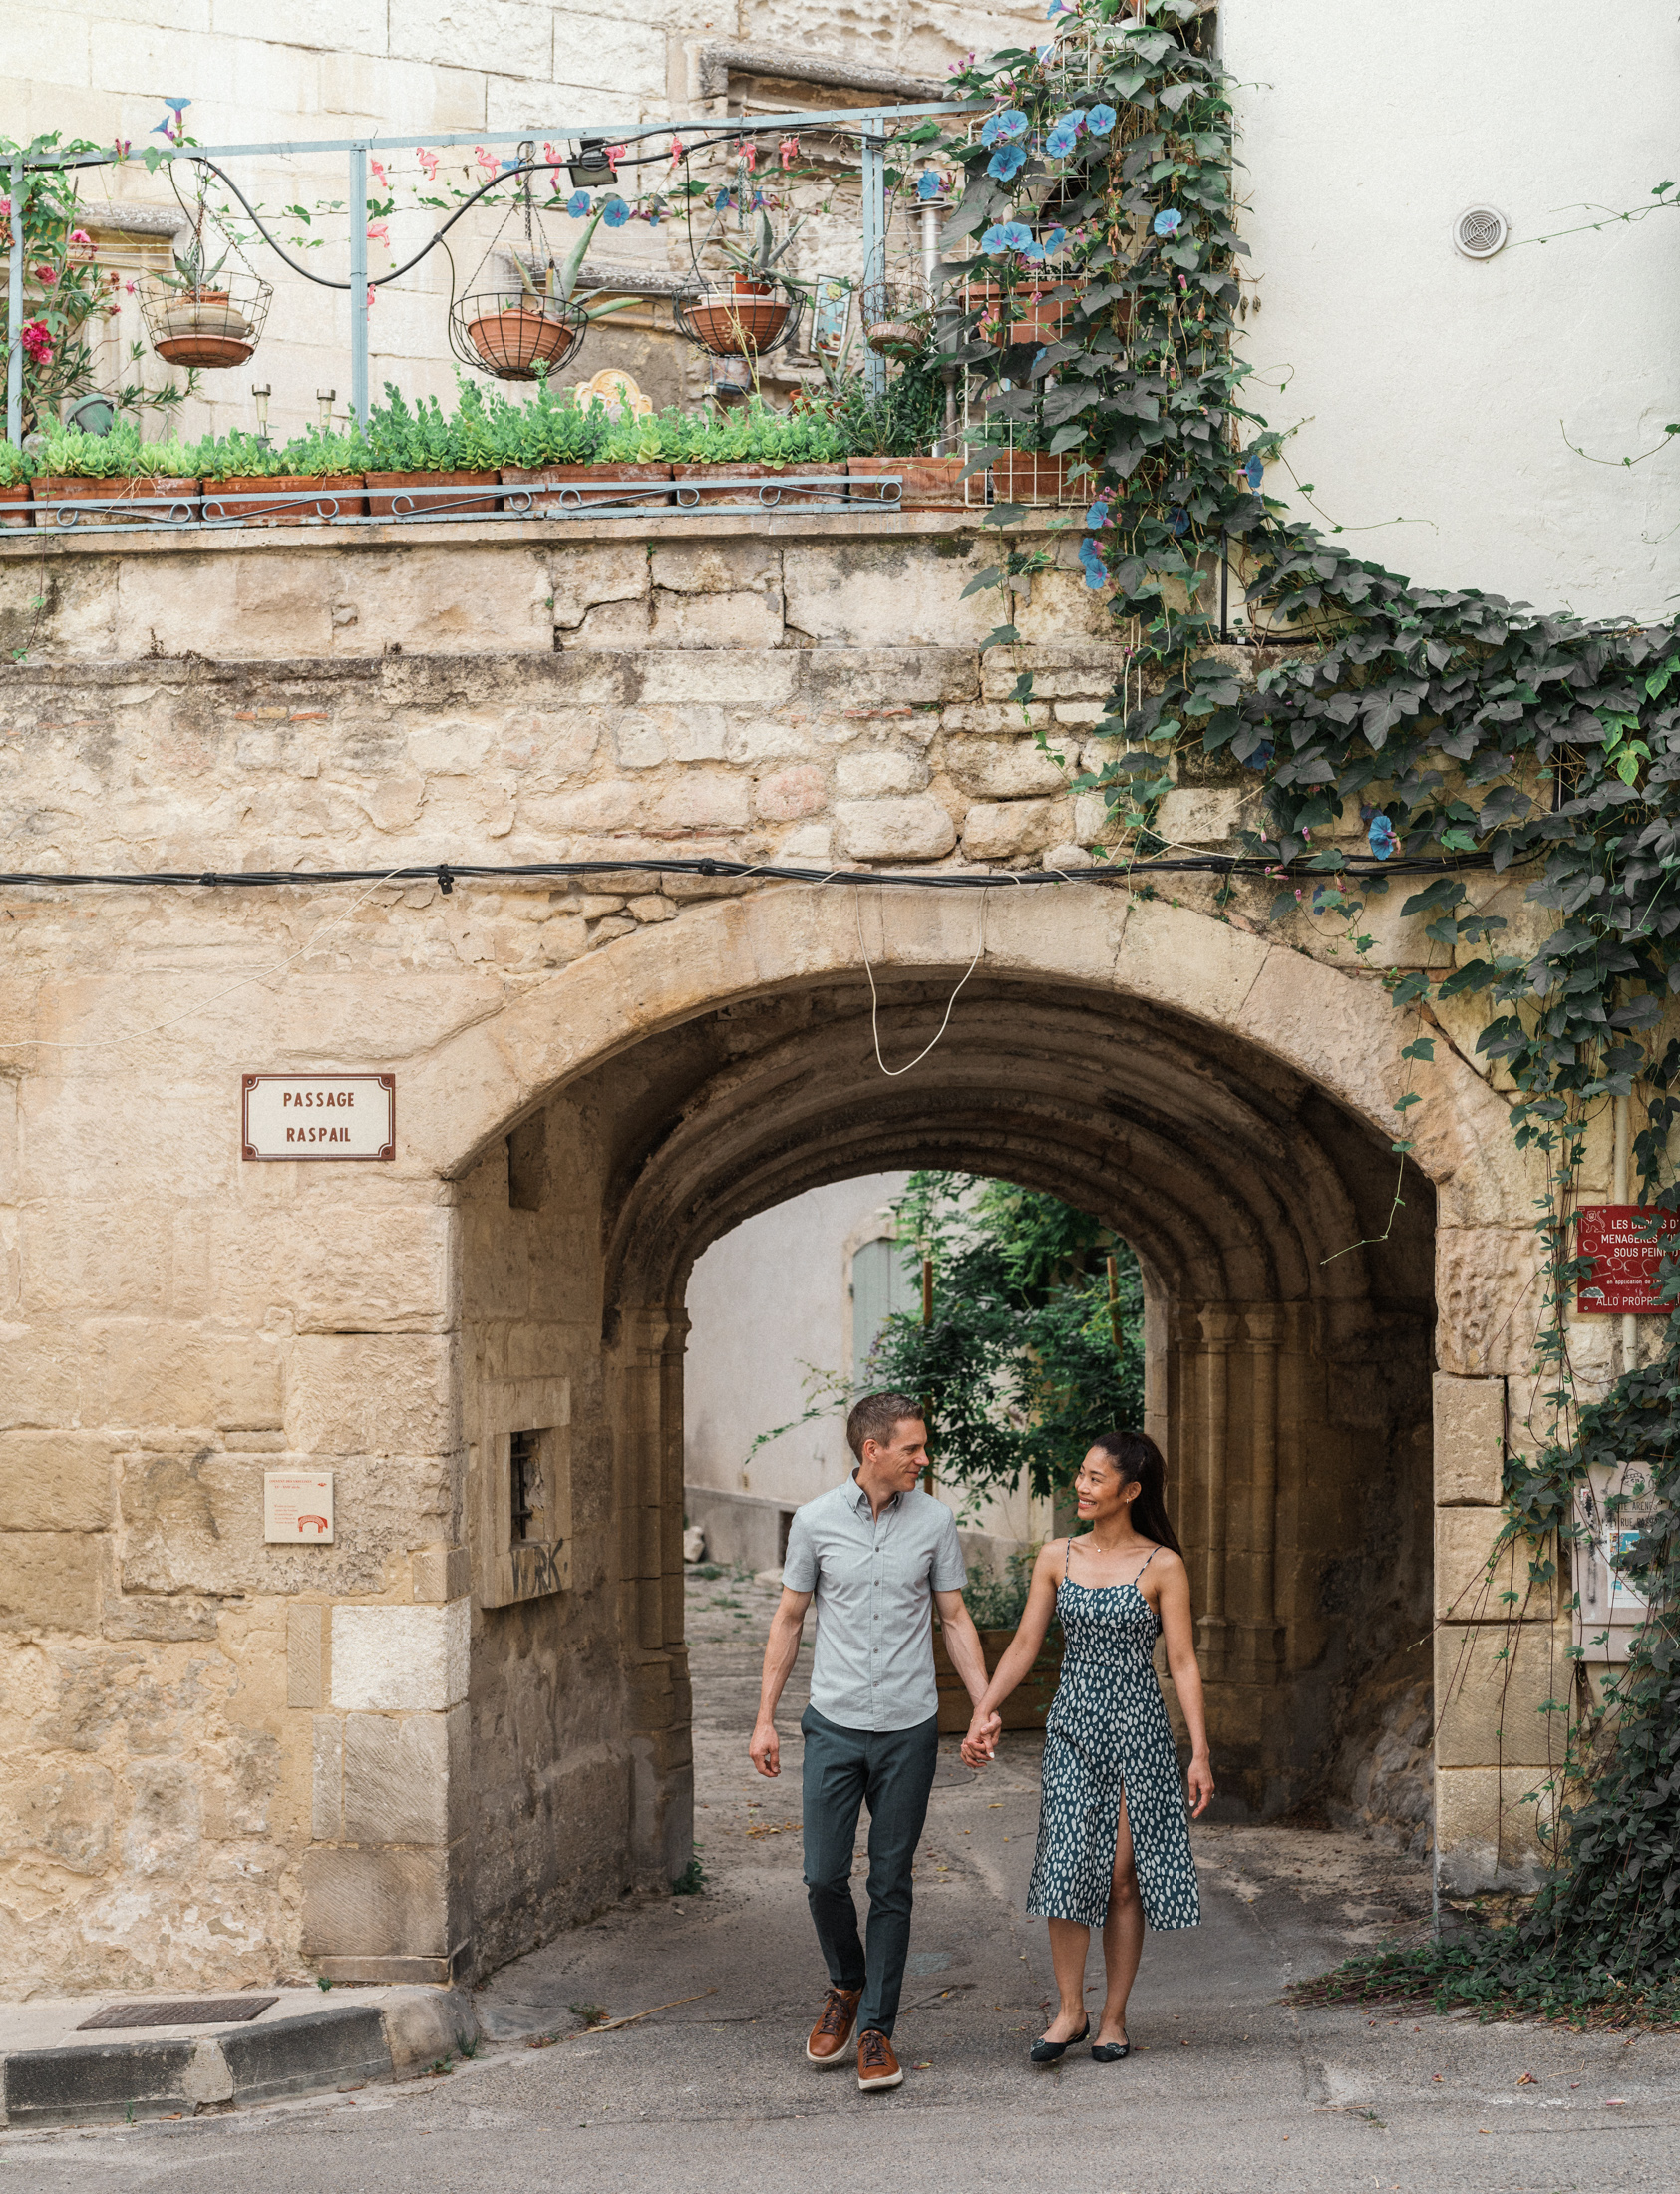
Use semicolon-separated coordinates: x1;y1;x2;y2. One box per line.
298;1598;473;1984
1230;1306;1286;1683
1431;1373;1555;1895
1195;1309;1240;1675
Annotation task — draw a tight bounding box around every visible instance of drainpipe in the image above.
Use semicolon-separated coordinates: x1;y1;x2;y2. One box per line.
1613;1092;1637;1376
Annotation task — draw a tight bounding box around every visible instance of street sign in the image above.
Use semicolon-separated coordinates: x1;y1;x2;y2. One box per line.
264;1470;335;1543
241;1074;394;1161
1575;1204;1680;1313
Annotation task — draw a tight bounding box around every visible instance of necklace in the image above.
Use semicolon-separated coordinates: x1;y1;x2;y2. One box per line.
1075;1528;1136;1559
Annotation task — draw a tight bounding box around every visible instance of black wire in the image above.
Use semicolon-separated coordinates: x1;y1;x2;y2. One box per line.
0;852;1503;893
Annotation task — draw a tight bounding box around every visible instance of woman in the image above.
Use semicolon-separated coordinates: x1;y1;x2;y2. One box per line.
961;1430;1213;2063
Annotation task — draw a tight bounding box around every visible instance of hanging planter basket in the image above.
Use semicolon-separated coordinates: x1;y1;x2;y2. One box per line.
449;290;587;381
675;274;802;359
140;271;271;370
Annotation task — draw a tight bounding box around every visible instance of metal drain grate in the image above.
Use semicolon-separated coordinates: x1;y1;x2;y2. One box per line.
76;1996;279;2030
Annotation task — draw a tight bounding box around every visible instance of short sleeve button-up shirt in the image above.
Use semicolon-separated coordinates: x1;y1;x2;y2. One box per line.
782;1475;966;1732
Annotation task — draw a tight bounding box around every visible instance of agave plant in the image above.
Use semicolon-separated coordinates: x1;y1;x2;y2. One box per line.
719;208;807;288
158;234;231;295
514;203;636;322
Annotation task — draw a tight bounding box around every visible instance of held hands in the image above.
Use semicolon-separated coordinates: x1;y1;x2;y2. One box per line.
749;1719;781;1778
960;1709;1002;1768
1187;1751;1214;1818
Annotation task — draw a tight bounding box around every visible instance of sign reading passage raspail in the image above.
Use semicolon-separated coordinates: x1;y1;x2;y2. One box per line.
1575;1204;1680;1314
241;1074;395;1162
264;1471;334;1543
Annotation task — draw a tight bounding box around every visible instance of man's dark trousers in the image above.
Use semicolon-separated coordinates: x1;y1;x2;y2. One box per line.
801;1703;939;2041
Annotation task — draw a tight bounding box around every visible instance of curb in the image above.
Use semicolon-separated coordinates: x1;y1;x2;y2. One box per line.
0;1988;479;2130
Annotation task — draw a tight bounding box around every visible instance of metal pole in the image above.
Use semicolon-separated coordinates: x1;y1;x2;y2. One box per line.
1614;1092;1638;1375
860;133;886;402
349;143;369;423
6;154;23;447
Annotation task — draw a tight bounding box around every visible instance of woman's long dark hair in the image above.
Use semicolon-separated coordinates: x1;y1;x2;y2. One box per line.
1089;1429;1184;1561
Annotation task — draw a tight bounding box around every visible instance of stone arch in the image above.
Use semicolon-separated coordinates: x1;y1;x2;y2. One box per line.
424;885;1520;1975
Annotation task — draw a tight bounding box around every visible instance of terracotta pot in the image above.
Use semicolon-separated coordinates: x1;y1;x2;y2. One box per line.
0;483;33;530
933;1624;1064;1735
201;474;366;526
364;470;500;520
500;462;674;514
846;456;971;512
991;450;1072;505
155;290;255;370
672;461;847;509
36;475;200;525
465;306;581;377
686;285;791;356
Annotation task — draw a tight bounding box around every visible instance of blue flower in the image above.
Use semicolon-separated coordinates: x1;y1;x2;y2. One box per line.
1045;111;1086;158
987;144;1027;181
714;187;732;210
1046;0;1063;14
1243;453;1264;490
1042;225;1068;256
1086;104;1116;135
979;113;1003;147
1242;740;1274;772
1085;499;1110;530
915;171;943;201
995;108;1029;139
602;195;631;227
1170;507;1190;537
1078;536;1107;589
979;223;1011;254
566;190;591;217
1368;815;1398;860
1000;220;1034;251
1153;207;1182;236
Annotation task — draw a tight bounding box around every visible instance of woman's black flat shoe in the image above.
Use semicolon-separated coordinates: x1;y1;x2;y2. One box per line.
1091;2039;1131;2063
1030;2016;1090;2063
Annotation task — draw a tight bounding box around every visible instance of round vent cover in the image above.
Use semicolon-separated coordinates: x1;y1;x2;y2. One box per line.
1454;205;1509;260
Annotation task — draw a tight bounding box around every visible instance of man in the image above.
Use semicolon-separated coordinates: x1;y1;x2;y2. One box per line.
750;1392;991;2092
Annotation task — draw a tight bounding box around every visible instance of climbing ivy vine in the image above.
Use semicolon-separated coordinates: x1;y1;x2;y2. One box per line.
936;0;1680;2008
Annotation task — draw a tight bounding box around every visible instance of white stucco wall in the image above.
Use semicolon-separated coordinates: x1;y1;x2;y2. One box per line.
1224;0;1680;619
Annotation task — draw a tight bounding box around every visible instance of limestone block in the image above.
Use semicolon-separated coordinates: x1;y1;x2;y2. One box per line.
115;554;332;659
342;1704;468;1844
649;541;780;596
650;589;786;650
570;597;653;646
312;1714;344;1839
410;1543;471;1602
627;896;675;923
380;1986;481;2075
0;1074;14;1206
520;780;642;834
288;1603;325;1709
515;711;601;780
776;824;833;862
1435;1228;1543;1375
637;652;801;709
285;1334;457;1455
0;1432;114;1531
93;1323;283;1432
643;771;752;835
550;12;665;95
754;765;827;821
18;1198;171;1319
0;1323;81;1430
783;543;993;647
943;737;1069;798
1434;1374;1506;1505
0;1532;102;1633
612;712;667;768
836;797;957;861
1435;1766;1549;1894
300;1842;467;1960
331;1599;470;1711
1120;899;1272;1027
332;548;551;656
803;649;977;713
836;750;928;798
285;1205;454;1334
961;797;1074;859
726;713;817;764
1435;1621;1566;1770
1436;1506;1554;1623
7;1761;114;1875
1155;787;1244;841
549;542;649;630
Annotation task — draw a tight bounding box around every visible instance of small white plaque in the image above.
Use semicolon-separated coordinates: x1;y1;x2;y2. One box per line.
265;1471;335;1544
242;1074;394;1162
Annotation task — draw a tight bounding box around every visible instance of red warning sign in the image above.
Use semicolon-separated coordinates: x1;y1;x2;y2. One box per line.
1576;1205;1680;1314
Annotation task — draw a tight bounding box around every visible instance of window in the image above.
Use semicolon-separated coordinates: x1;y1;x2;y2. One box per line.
850;1235;917;1389
510;1428;543;1544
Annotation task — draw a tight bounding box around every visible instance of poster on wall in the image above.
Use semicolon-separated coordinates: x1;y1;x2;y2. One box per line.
1575;1204;1680;1313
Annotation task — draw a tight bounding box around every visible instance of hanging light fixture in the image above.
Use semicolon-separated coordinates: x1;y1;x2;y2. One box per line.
567;138;615;189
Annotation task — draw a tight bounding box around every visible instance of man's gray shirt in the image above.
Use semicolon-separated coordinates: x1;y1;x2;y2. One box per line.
782;1476;966;1732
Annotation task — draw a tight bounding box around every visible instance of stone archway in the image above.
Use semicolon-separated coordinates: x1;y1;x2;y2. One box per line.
392;885;1524;1978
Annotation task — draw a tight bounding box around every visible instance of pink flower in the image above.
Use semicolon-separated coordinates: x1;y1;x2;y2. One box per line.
21;319;53;363
124;279;137;293
70;228;91;245
34;264;58;285
367;219;390;248
416;147;439;181
669;136;684;166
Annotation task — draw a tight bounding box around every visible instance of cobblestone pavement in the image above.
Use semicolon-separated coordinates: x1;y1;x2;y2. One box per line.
11;1567;1680;2191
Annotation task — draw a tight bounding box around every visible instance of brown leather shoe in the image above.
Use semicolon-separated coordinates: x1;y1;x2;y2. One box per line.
856;2027;903;2091
806;1986;862;2065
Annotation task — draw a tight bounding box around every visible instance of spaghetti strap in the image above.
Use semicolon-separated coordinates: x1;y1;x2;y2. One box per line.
1131;1544;1161;1589
1063;1536;1073;1581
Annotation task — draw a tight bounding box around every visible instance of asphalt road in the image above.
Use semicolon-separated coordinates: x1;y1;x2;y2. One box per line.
9;1569;1678;2192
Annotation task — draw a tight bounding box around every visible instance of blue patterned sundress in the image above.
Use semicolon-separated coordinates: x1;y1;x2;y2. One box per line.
1025;1543;1201;1931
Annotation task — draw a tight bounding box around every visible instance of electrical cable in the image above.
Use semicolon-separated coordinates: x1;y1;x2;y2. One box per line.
0;851;1505;893
856;886;986;1077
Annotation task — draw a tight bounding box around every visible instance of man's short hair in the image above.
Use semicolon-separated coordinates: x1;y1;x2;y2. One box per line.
846;1391;925;1463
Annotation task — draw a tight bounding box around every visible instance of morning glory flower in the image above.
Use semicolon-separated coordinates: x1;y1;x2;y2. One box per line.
1368;815;1398;860
1243;453;1264;490
995;108;1029;138
987;144;1027;181
1085;499;1110;529
1042;226;1068;256
979;114;1004;147
1169;507;1189;536
1047;0;1063;13
602;196;631;227
980;223;1011;254
1045;111;1086;158
1000;220;1034;250
1243;740;1274;772
1153;207;1183;236
566;190;591;217
1086;104;1116;135
715;187;731;209
1078;537;1107;588
915;172;943;201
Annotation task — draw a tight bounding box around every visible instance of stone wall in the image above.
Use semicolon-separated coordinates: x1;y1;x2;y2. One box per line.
0;511;1585;1992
